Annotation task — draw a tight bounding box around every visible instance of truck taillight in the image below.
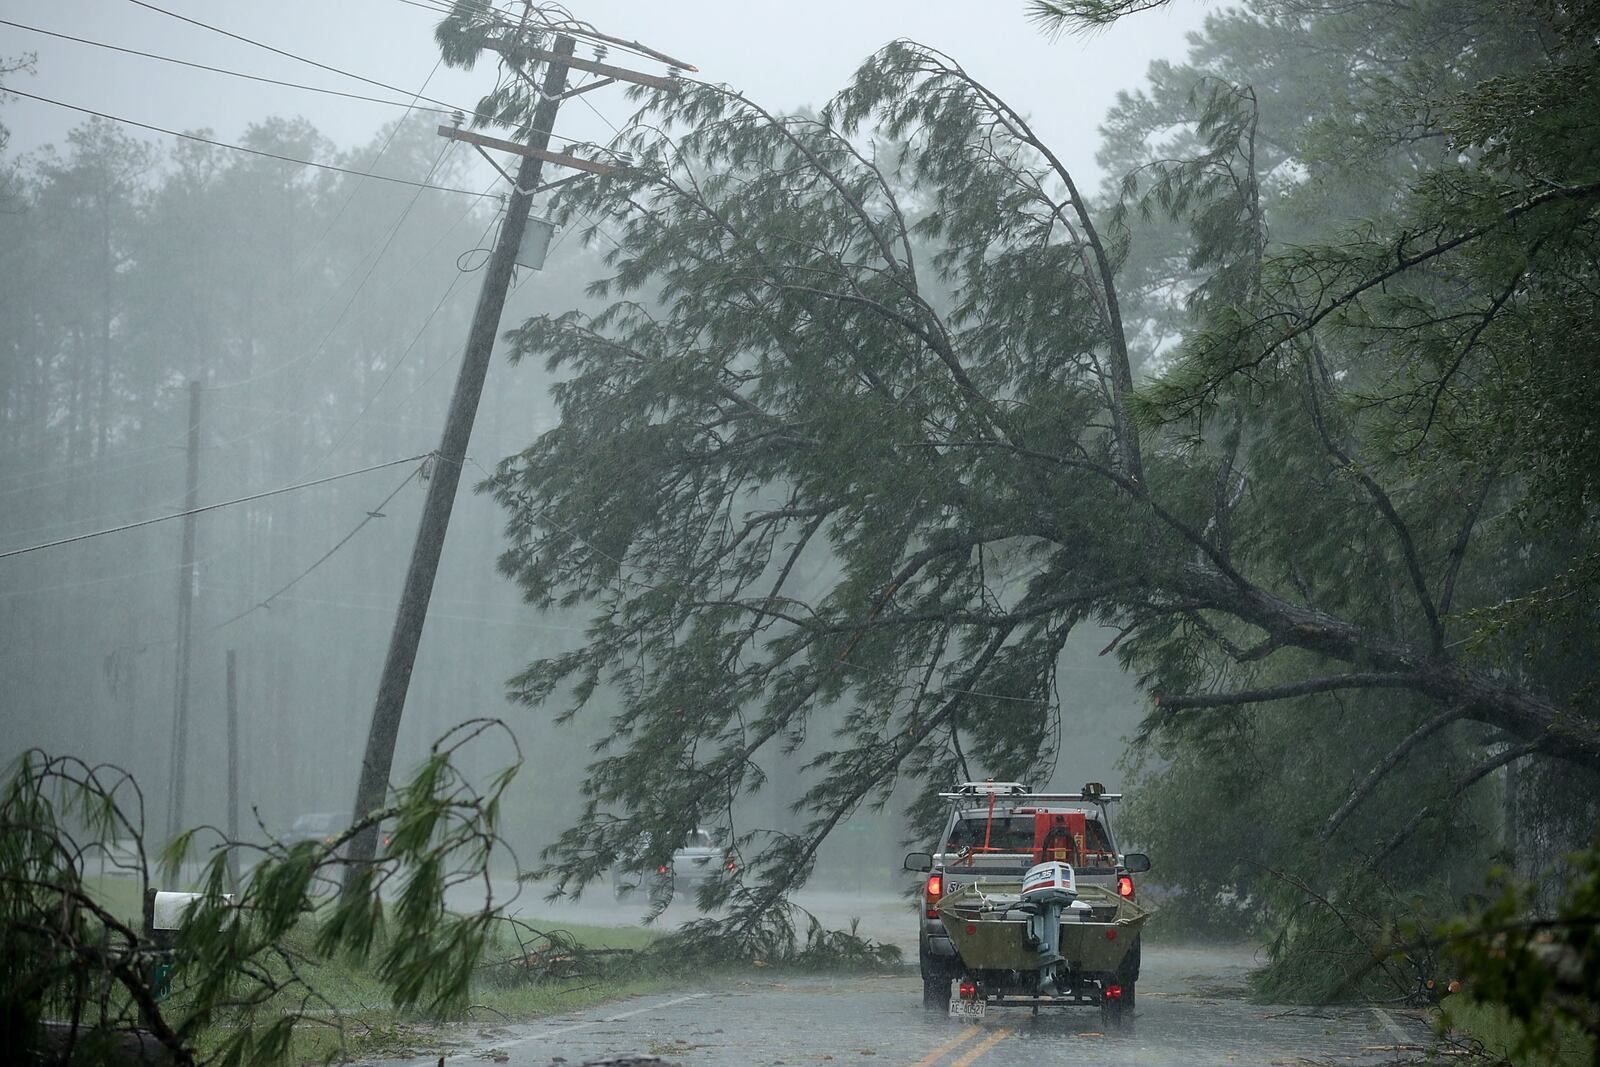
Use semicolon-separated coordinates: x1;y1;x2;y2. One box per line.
925;873;943;918
1117;874;1135;899
958;979;978;1000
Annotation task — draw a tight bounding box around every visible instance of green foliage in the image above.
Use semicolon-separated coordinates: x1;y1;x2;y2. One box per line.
477;0;1600;1011
648;908;901;974
0;722;522;1065
1437;842;1600;1063
0;50;35;194
432;1;563;136
489;40;1169;936
1095;0;1600;979
1445;999;1595;1067
1122;676;1503;957
1027;0;1172;35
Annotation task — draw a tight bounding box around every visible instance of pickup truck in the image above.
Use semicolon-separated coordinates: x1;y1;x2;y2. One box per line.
906;781;1151;1016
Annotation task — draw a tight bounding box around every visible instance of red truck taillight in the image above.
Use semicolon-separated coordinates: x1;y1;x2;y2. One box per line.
925;873;943;918
1117;874;1135;899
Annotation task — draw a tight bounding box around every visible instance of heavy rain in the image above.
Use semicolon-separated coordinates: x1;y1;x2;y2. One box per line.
1;3;1597;1066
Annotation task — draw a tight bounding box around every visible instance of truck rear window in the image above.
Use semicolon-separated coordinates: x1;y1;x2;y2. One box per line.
945;814;1113;858
946;816;1035;851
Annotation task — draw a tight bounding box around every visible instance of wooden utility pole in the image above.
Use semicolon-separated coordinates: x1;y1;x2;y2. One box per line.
164;380;201;889
343;36;578;879
225;648;240;891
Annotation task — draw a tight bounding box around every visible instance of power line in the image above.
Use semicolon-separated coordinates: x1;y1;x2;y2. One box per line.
0;17;460;116
379;0;521;24
1;499;180;549
0;453;431;561
574;91;622;138
209;579;565;618
0;86;483;196
0;427;294;545
213;463;424;630
210;399;441;436
124;0;467;114
203;583;584;632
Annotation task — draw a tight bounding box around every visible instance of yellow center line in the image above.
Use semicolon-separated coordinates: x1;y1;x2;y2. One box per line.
907;1024;982;1067
946;1027;1011;1067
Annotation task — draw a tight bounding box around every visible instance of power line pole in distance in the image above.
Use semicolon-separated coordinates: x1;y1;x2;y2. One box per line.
164;379;201;890
226;648;240;891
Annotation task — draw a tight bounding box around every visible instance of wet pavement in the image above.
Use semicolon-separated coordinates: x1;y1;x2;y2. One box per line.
368;927;1438;1067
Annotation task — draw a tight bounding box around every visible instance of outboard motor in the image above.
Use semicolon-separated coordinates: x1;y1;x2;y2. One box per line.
1018;860;1076;961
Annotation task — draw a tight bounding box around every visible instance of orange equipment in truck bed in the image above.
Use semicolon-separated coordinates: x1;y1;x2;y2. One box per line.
1032;810;1087;866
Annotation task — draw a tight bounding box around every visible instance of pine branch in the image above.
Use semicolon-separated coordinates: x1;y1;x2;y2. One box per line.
1156;673;1421;711
1368;739;1545;863
1320;704;1466;841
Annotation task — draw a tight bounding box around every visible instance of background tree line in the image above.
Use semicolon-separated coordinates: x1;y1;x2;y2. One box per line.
0;101;647;865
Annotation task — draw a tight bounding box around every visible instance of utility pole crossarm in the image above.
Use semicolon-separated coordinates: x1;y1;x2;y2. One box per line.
436;125;624;177
481;41;680;90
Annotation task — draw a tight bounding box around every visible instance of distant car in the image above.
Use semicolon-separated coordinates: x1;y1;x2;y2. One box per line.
612;828;735;900
284;812;395;850
284;812;347;848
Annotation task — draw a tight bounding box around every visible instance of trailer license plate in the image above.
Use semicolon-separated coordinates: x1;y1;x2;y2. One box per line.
949;997;985;1020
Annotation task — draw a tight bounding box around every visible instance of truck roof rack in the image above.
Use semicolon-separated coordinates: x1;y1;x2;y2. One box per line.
938;782;1122;803
939;793;1124;803
943;781;1031;797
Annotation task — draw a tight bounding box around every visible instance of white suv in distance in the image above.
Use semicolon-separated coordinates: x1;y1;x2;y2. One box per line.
612;828;735;900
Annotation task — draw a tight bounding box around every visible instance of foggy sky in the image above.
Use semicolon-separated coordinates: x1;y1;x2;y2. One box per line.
3;0;1209;190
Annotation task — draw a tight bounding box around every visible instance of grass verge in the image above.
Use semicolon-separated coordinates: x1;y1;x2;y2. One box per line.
83;874;674;1064
1443;999;1596;1067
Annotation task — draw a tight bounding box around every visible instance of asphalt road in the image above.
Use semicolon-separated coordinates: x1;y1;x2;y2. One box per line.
372;886;1439;1067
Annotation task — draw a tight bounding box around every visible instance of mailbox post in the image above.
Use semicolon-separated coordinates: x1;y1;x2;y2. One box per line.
143;888;230;1005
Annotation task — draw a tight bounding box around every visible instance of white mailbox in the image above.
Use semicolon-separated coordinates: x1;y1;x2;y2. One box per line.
152;891;232;931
